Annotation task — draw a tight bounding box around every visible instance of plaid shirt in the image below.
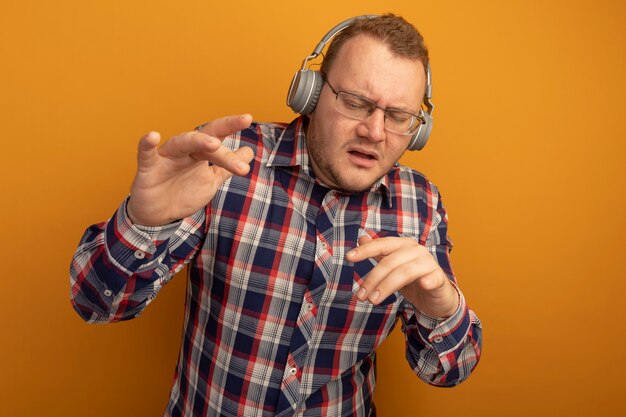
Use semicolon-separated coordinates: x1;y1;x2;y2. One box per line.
70;117;482;417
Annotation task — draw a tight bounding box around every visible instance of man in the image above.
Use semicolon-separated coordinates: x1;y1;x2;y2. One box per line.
70;14;482;417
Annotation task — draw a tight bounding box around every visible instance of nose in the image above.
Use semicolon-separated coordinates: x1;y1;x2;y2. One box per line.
357;108;386;143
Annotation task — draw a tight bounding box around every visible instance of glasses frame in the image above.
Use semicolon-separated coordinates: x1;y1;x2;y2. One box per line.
324;79;425;136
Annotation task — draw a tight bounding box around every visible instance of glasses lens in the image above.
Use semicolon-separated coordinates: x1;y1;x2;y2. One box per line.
335;93;373;120
385;110;420;135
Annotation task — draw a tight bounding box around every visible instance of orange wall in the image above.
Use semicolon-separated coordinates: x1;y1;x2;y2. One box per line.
1;0;625;416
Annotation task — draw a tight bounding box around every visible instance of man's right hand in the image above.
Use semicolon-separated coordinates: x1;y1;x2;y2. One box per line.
126;114;255;226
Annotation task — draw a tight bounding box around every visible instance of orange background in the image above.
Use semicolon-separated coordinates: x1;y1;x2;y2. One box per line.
1;0;625;416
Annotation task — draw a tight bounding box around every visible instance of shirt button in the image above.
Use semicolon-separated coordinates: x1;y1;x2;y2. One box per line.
433;336;444;344
134;249;146;259
288;367;297;376
305;303;314;311
103;289;113;297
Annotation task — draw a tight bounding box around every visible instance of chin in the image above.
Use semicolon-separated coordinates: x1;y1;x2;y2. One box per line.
335;176;378;193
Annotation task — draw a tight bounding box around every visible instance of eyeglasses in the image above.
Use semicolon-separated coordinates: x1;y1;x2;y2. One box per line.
325;79;425;135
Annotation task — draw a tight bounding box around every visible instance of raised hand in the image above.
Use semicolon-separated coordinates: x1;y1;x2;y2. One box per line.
127;114;255;226
347;235;460;318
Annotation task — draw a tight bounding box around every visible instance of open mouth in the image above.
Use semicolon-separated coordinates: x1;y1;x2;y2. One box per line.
347;149;378;168
349;150;376;160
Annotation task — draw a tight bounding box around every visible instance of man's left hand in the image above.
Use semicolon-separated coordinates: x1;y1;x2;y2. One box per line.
346;235;459;319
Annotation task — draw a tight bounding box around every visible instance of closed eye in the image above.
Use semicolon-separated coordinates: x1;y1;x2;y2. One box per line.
342;96;371;111
386;111;413;124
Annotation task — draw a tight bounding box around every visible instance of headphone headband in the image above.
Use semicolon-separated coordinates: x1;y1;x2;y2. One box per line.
311;15;379;59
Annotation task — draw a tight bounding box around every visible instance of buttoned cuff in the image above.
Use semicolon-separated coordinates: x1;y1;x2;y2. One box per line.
405;284;473;355
124;199;183;241
103;198;181;273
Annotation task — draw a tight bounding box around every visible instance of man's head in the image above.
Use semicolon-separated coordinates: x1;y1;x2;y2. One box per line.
306;14;429;192
320;14;429;82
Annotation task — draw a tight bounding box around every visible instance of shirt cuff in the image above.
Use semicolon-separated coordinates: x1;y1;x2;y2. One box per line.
124;198;183;241
410;284;473;355
103;199;180;273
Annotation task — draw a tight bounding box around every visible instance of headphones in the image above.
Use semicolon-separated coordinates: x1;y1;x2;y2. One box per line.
286;15;434;151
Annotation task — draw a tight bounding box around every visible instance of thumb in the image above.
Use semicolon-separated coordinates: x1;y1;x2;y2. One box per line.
137;131;161;169
357;234;374;246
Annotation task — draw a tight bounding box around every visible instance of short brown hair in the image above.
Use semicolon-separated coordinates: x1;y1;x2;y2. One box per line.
320;14;429;76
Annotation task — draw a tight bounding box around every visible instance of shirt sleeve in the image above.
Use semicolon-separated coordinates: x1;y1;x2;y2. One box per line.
69;198;207;323
399;186;483;387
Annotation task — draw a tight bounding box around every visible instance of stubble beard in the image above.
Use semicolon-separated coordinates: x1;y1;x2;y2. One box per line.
305;120;383;193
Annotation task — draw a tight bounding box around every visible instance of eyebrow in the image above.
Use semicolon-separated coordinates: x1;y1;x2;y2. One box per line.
341;88;418;114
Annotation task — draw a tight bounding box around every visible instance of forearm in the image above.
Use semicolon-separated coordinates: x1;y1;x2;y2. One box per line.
401;287;482;386
69;198;206;323
401;186;482;385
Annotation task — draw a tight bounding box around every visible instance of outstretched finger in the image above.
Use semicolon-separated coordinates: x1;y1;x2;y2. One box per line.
197;114;253;139
346;236;403;263
353;244;419;302
158;131;225;159
211;146;255;183
203;144;254;175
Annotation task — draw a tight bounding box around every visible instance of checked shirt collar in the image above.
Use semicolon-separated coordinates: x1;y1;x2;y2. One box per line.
265;116;394;209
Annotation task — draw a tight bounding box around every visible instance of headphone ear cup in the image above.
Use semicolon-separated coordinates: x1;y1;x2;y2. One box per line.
287;70;323;114
407;111;433;151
